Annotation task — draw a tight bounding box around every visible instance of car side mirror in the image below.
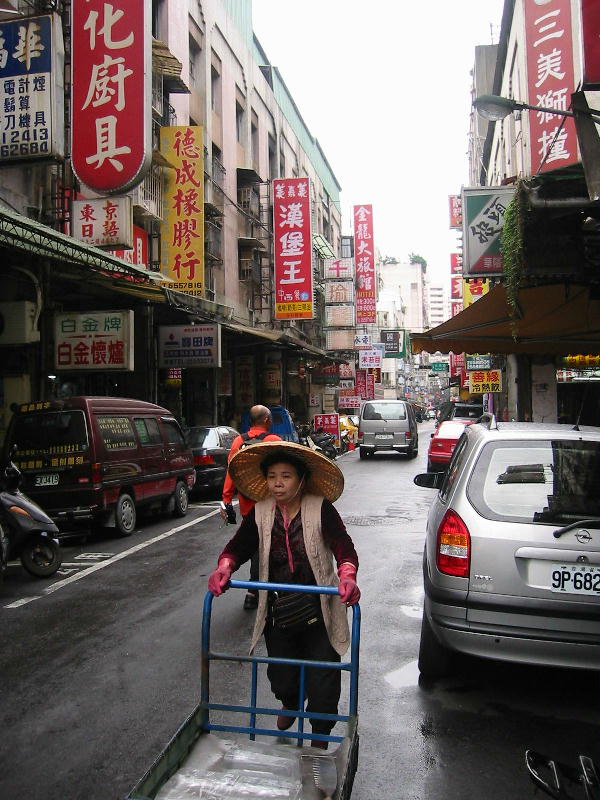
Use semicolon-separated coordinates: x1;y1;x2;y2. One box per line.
414;472;444;489
430;433;435;438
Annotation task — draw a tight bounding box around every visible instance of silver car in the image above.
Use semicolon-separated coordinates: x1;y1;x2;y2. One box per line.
414;419;600;677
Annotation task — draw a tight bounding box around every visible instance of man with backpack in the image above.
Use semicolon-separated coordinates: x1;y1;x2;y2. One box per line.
220;405;281;609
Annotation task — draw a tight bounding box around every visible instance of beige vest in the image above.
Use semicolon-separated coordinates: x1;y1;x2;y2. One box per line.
249;493;351;656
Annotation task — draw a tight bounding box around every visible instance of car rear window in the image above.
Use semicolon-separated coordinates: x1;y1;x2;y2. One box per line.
451;404;483;420
11;411;89;456
468;439;600;524
186;427;218;448
362;402;407;421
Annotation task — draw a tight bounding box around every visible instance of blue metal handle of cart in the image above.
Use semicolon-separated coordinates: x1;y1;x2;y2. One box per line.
201;580;361;744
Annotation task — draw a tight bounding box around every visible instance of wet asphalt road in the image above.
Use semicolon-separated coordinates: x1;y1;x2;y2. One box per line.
0;420;598;800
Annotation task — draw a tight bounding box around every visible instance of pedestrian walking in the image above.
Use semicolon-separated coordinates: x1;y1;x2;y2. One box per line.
208;441;360;749
220;404;281;609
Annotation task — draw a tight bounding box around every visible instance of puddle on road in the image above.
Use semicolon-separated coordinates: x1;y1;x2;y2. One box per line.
384;660;420;689
400;604;422;619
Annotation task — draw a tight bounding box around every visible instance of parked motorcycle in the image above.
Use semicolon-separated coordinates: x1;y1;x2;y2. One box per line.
339;429;349;455
0;445;62;584
309;427;337;460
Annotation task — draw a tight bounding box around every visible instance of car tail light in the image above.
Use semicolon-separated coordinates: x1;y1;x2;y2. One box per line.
194;455;215;465
405;431;411;440
91;462;102;484
436;509;470;577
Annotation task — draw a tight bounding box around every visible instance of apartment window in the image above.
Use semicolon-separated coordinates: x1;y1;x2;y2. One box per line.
251;109;259;171
151;0;165;38
189;37;201;86
268;133;277;180
211;54;221;114
279;150;285;177
235;91;246;144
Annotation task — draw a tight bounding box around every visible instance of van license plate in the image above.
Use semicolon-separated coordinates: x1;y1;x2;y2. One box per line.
35;474;59;487
549;564;600;595
376;434;393;440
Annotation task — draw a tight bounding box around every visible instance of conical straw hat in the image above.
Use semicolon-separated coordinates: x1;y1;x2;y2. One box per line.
228;440;344;502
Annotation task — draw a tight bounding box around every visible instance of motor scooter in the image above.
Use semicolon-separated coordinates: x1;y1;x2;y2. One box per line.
309;427;337;460
0;445;62;584
339;429;349;454
296;424;326;457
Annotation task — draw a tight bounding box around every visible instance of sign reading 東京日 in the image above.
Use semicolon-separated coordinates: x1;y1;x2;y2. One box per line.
0;15;65;163
462;186;515;277
71;0;151;193
273;177;314;320
72;197;133;249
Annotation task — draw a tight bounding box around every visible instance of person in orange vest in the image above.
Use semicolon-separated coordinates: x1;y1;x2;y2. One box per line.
221;405;281;609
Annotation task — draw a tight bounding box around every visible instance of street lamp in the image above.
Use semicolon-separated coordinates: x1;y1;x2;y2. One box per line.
473;93;600;123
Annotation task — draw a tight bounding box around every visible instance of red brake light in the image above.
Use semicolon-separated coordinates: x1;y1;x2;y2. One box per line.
436;509;470;577
91;462;102;484
194;455;215;465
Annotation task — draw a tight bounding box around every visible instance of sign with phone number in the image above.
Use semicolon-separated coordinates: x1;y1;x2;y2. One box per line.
0;15;64;163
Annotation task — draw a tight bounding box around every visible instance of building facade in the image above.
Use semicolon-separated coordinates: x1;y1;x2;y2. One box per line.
0;0;343;440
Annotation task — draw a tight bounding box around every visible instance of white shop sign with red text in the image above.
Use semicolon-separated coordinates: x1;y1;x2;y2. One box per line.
72;196;133;248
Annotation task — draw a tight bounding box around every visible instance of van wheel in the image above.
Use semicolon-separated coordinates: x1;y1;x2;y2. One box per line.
359;447;368;460
173;481;189;517
408;446;418;459
115;492;136;537
418;611;454;679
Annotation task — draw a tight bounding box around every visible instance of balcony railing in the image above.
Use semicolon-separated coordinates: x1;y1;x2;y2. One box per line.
130;163;163;220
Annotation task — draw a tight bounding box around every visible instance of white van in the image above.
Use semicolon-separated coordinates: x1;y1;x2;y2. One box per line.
357;399;419;460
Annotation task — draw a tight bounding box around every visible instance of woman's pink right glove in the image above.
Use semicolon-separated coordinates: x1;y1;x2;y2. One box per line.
337;562;360;605
208;557;235;596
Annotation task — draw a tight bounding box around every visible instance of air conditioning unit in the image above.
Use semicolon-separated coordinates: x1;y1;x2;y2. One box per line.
0;301;40;344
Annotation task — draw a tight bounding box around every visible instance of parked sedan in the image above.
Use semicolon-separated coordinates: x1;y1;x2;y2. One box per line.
184;426;239;494
427;420;468;472
414;420;600;678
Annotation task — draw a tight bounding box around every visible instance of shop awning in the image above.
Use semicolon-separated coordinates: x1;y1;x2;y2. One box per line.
0;208;164;284
411;283;600;356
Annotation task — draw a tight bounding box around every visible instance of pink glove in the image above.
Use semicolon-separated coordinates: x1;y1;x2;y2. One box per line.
208;557;235;596
337;562;360;605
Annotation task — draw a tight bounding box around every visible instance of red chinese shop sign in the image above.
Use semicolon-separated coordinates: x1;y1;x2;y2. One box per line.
524;0;577;173
353;205;376;324
313;413;340;446
273;177;314;320
71;0;151;193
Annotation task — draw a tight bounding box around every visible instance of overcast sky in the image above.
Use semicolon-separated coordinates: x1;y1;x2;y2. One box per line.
251;0;505;288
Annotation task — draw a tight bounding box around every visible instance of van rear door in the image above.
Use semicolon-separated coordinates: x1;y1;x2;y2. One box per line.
9;408;91;511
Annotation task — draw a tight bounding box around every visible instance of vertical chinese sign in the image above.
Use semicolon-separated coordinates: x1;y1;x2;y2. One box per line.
71;0;151;193
448;195;462;229
0;15;64;163
524;0;577;173
160;126;205;296
273;177;314;320
54;311;134;371
353;205;376;324
462;186;515;277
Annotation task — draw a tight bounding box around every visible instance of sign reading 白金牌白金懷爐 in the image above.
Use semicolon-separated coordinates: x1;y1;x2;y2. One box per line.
54;310;134;371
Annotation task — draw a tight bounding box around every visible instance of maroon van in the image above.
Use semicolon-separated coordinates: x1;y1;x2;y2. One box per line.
5;397;196;536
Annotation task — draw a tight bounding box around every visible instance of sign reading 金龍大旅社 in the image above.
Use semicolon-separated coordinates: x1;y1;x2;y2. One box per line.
54;310;134;371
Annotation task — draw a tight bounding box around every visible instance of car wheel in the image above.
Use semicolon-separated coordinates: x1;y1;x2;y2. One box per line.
115;492;136;537
359;447;368;460
20;536;62;578
173;480;189;517
408;446;418;459
418;610;454;678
